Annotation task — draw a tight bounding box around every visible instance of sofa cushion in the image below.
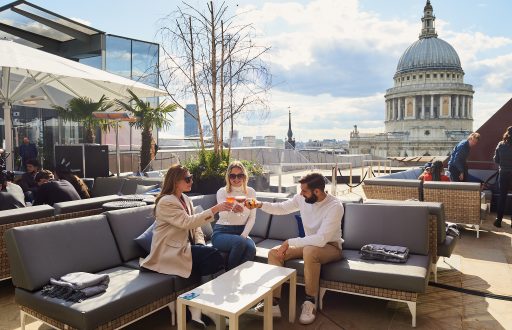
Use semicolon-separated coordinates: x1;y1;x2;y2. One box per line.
255;239;283;263
423;181;481;191
106;205;155;262
364;178;422;188
120;178;163;195
343;204;429;255
136;184;159;194
267;211;300;241
194;205;213;241
189;194;217;211
91;177;125;197
437;235;457;258
5;214;122;291
53;195;121;215
15;266;175;330
249;209;272;239
321;249;430;293
0;205;54;225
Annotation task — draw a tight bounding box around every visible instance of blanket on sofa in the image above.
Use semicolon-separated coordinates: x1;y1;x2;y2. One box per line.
360;244;410;263
41;272;110;302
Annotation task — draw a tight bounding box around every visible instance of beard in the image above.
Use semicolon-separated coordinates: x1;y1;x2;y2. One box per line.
304;194;318;204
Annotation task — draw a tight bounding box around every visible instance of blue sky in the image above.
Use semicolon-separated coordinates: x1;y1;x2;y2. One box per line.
7;0;512;141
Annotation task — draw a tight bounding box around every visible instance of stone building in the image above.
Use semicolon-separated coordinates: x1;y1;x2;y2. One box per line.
350;1;474;157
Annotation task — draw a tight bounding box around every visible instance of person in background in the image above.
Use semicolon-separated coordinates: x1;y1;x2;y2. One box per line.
140;164;233;328
447;132;480;182
19;158;40;202
33;170;80;206
55;165;91;199
493;126;512;228
245;173;344;325
212;161;257;270
0;170;25;210
417;162;432;181
423;160;450;182
19;137;38;171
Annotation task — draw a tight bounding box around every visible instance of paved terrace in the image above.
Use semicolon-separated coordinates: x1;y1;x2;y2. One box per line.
1;168;512;329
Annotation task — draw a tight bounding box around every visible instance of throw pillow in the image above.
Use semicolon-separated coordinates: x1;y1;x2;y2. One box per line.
135;184;160;194
134;222;155;255
194;205;213;241
294;214;306;238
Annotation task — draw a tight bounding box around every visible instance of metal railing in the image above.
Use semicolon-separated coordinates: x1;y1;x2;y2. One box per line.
362;160;392;178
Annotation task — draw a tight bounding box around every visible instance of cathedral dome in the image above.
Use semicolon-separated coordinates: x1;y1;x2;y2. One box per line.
396;37;462;75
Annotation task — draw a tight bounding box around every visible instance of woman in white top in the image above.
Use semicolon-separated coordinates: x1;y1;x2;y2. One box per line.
212;161;257;269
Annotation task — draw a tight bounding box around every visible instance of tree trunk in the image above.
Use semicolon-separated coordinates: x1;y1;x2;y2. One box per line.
140;128;153;173
209;1;218;154
189;16;205;150
85;126;95;144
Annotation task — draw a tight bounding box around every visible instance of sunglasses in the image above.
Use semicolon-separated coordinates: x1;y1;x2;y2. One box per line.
229;173;245;180
184;175;193;183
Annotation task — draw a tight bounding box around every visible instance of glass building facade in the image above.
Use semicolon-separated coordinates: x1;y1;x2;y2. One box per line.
0;1;160;170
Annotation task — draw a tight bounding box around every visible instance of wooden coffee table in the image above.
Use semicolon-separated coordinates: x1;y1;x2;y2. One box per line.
177;261;296;330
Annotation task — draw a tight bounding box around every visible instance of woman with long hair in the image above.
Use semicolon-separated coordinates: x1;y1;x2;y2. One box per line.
493;126;512;228
54;165;91;199
423;161;450;182
140;164;232;327
212;161;257;269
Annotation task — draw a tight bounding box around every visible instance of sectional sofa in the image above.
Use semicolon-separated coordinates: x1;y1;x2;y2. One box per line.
5;194;435;328
363;168;487;237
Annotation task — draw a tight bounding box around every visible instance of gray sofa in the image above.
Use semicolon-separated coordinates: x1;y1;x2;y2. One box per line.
5;194;430;328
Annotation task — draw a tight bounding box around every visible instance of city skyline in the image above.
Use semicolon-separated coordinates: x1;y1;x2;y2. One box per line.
15;0;512;142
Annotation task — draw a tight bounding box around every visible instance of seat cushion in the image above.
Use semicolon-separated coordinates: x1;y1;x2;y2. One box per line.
0;205;54;225
321;250;430;293
255;239;283;263
15;266;175;330
437;235;457;258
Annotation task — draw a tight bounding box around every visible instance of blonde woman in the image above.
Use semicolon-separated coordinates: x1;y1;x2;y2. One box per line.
212;161;257;270
140;164;232;327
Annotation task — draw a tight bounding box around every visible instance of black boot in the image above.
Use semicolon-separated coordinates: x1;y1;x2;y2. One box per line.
493;218;502;228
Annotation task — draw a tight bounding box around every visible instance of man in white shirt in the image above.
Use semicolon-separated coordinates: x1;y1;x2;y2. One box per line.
246;173;343;325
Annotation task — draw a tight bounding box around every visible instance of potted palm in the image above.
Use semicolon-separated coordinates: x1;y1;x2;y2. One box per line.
116;90;177;173
53;95;113;143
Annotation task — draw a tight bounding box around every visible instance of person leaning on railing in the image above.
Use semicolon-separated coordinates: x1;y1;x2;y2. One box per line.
493;126;512;228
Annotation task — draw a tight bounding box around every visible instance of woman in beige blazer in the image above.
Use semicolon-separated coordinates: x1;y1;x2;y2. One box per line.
141;164;232;277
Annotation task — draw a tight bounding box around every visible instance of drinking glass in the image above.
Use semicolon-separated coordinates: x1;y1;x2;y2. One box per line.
234;196;246;217
226;196;235;214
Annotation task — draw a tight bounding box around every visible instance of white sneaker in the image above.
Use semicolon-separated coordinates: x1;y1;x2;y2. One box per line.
299;301;316;325
246;301;282;318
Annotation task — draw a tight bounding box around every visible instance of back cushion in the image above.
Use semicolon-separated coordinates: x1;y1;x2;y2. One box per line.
343;204;429;255
5;214;122;291
106;205;155;261
189;194;217;211
53;195;121;215
250;209;272;238
0;205;54;225
267;211;300;241
91;177;125;197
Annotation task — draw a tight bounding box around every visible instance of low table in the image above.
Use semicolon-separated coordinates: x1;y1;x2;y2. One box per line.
102;200;147;211
177;261;296;330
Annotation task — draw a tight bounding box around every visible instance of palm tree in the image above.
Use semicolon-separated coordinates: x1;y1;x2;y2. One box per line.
53;95;113;143
116;90;176;172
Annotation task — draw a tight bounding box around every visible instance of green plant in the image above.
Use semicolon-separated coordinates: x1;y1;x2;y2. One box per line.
116;90;176;172
53;95;113;143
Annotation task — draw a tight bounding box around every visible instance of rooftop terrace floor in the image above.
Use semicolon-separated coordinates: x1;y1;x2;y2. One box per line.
1;168;511;329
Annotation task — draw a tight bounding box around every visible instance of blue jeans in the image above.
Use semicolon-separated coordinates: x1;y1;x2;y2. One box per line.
212;225;256;270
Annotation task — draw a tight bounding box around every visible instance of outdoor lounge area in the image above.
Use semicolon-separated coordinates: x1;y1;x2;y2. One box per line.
0;170;511;329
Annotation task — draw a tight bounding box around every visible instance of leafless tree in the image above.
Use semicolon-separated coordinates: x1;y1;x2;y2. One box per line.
158;1;271;156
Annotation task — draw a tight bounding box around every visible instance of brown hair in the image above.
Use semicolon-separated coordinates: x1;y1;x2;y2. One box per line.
225;161;248;194
154;164;189;210
299;172;325;191
34;169;53;182
503;126;512;144
468;132;480;141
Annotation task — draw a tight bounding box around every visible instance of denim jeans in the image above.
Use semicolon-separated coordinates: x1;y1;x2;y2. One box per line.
212;225;256;270
190;245;225;276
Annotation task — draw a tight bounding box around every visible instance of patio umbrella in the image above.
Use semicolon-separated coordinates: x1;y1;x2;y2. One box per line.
0;39;167;170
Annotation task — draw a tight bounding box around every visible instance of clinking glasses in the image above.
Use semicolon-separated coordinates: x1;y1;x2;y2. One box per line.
229;173;245;180
184;175;193;183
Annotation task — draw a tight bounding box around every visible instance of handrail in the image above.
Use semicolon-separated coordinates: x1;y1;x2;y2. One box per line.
362;160;392;178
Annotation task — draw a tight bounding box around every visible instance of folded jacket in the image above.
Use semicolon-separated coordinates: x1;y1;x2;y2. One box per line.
41;272;109;302
360;244;410;263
